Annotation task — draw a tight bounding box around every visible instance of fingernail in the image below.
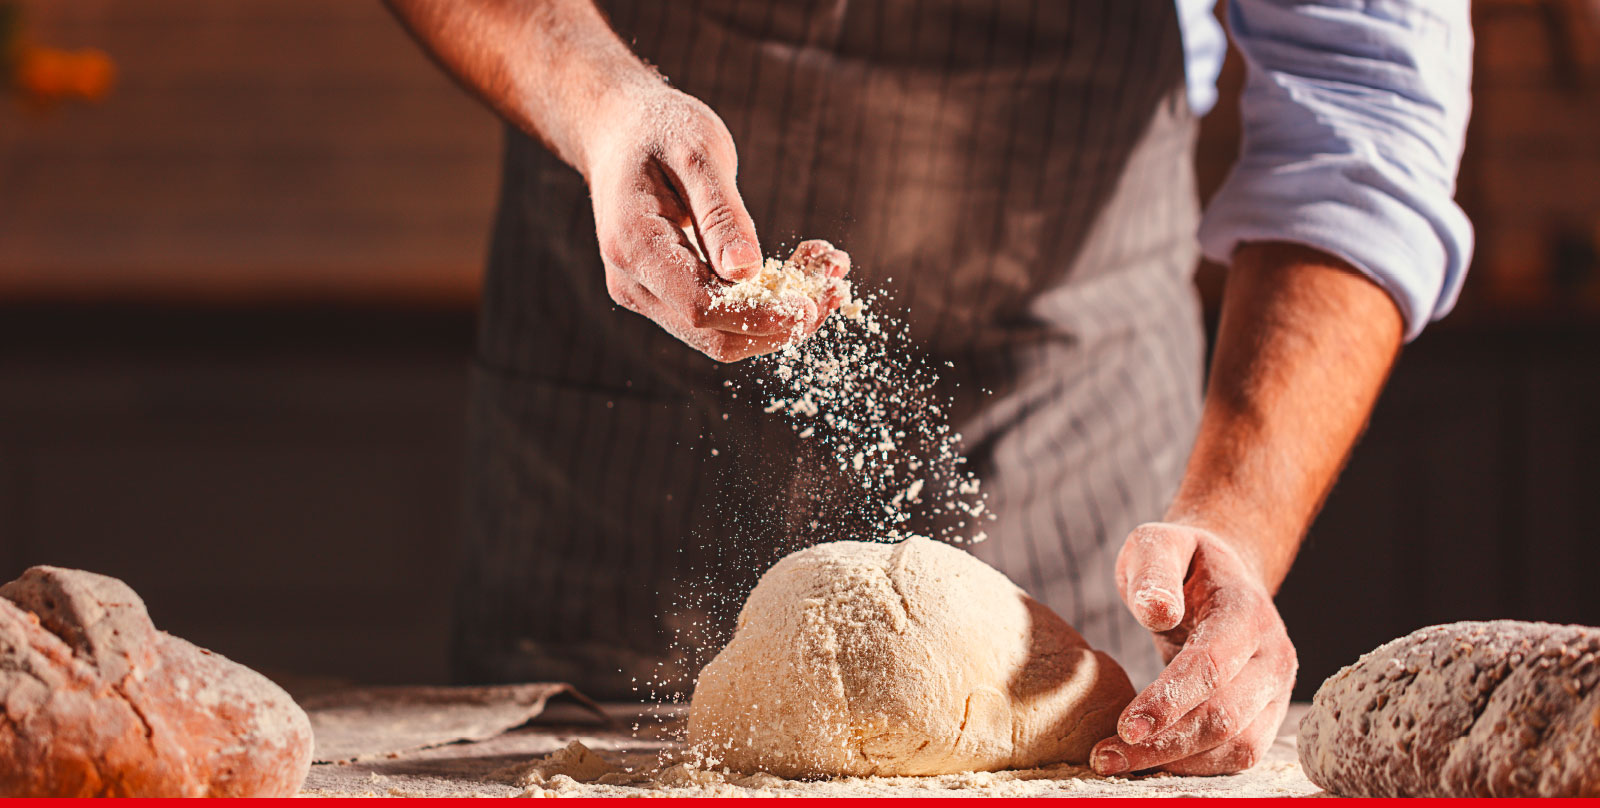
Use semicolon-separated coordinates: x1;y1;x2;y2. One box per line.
1123;714;1155;744
720;241;761;276
1134;588;1178;620
1093;749;1128;776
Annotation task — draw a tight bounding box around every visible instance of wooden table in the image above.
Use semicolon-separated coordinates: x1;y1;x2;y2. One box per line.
300;701;1322;798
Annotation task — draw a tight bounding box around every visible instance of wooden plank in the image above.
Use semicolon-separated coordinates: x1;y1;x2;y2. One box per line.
1472;85;1600;148
0;0;505;302
1474;154;1600;216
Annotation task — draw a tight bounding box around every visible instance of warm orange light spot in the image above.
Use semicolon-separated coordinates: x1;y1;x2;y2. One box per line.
15;45;116;106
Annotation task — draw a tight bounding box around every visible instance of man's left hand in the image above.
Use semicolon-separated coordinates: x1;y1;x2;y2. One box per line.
1090;522;1297;776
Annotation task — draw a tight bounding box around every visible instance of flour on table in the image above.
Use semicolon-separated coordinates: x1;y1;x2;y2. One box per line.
493;739;618;787
503;741;1319;799
301;706;1321;798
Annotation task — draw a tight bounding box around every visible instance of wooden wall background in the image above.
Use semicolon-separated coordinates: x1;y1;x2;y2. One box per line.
1461;0;1600;315
0;0;499;304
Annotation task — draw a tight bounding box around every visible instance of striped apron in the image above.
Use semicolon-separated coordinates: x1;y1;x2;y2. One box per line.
454;0;1205;698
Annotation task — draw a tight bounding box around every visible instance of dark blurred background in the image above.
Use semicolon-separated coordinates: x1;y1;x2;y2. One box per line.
1;1;1597;700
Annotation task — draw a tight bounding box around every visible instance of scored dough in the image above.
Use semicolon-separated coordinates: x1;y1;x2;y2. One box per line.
687;537;1135;778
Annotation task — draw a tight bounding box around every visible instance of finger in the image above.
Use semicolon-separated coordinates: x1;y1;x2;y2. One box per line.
1116;524;1197;632
814;285;845;329
1161;695;1289;776
708;287;819;338
823;247;851;279
1118;590;1259;744
608;208;803;337
1090;646;1289;774
784;240;852;334
670;144;762;282
608;272;793;362
788;239;852;280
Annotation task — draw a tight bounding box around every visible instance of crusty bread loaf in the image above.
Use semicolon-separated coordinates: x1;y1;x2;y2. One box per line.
0;566;314;797
1299;620;1600;797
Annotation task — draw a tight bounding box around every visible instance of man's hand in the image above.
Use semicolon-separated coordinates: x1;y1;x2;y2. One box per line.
1084;242;1403;777
383;0;845;362
586;87;843;362
1091;523;1295;776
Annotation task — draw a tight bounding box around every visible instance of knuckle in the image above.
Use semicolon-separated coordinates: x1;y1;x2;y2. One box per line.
1196;647;1225;692
686;304;712;329
686;105;734;148
599;238;634;272
679;144;715;177
1129;522;1163;541
1279;646;1300;681
1127;524;1170;553
697;201;742;241
706;333;743;363
1203;705;1235;738
604;275;637;311
604;279;628;307
1231;738;1265;771
670;121;732;172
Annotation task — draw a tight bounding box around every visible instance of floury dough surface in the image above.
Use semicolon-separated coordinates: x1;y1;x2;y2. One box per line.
685;537;1135;777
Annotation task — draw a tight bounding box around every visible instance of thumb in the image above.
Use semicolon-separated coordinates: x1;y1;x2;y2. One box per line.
675;149;762;282
1117;523;1196;632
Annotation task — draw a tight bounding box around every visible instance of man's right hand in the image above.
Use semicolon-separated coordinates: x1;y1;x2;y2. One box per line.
385;0;845;362
583;86;840;362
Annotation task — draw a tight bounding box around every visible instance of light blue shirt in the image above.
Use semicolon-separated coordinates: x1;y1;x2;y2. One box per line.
1176;0;1474;340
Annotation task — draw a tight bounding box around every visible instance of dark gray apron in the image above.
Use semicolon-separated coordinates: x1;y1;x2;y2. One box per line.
454;0;1204;698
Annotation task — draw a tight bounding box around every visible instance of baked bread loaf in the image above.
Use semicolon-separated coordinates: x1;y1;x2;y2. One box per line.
1299;620;1600;797
0;566;314;797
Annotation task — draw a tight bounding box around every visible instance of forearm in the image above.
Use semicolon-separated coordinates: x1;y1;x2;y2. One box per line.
1166;241;1403;591
383;0;658;175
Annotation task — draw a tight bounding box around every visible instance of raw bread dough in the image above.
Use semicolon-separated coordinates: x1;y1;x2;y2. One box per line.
687;537;1134;778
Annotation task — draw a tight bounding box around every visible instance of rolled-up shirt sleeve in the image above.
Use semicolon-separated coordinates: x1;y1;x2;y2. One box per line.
1197;0;1475;340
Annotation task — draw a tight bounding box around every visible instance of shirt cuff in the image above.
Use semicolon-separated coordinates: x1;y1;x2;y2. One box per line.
1198;156;1475;342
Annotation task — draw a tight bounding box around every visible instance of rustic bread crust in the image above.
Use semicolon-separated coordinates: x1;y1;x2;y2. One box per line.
0;566;313;797
1299;620;1600;798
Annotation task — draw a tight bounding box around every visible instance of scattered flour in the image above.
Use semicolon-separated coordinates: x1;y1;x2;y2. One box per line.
494;739;619;787
725;257;992;544
301;708;1321;798
504;742;1318;798
635;246;1001;704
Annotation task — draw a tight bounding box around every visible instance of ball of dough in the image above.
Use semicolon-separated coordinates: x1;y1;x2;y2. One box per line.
687;537;1135;777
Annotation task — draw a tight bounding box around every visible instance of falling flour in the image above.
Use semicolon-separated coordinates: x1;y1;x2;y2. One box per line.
628;246;997;708
710;244;991;545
